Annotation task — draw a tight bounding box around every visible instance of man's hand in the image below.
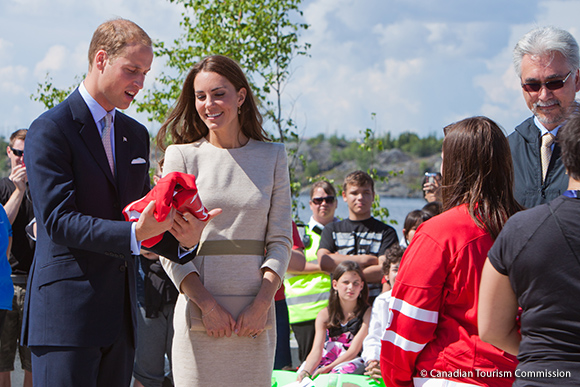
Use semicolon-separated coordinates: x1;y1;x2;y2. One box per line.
135;201;175;242
9;164;27;192
170;208;222;249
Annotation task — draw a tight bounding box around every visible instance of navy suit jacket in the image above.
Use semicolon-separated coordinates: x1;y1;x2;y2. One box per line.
22;89;180;347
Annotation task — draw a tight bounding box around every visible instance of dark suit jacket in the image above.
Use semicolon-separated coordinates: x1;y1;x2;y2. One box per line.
22;89;181;348
508;117;568;208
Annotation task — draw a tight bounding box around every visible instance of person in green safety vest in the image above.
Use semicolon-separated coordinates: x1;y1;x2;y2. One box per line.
284;181;338;363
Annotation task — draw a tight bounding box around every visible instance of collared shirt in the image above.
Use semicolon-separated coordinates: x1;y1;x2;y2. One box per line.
308;216;338;234
78;82;139;255
534;116;560;151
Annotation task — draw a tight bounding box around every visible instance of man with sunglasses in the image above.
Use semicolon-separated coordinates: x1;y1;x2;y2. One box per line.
0;129;33;387
509;26;580;208
284;181;337;363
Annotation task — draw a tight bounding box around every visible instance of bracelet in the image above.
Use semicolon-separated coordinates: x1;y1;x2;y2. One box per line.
202;302;217;319
300;370;311;377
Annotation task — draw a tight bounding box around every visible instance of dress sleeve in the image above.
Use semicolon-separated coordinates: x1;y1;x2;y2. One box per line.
380;231;447;387
260;144;292;280
158;145;200;291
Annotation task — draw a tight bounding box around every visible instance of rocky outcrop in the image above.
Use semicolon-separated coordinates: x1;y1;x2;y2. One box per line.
289;140;441;198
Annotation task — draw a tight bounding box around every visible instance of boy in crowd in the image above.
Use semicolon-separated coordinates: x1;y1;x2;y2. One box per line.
317;170;398;301
362;244;404;380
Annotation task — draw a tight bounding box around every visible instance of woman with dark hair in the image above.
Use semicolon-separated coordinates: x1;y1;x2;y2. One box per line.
401;209;432;246
157;55;292;386
381;116;522;387
297;261;371;382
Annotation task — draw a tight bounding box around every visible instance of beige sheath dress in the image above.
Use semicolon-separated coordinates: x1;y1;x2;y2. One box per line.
160;138;292;386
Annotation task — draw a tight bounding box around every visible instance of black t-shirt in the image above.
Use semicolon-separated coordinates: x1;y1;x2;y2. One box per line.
0;178;35;274
319;217;397;258
488;195;580;386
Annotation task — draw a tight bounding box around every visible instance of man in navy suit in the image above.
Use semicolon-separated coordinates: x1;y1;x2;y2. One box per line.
22;19;208;387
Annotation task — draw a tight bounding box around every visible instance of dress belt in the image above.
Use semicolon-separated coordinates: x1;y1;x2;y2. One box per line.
198;240;265;256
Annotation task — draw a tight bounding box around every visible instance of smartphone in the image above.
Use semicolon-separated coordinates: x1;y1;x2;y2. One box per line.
425;172;437;184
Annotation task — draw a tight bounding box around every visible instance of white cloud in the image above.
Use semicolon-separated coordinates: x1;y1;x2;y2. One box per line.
34;45;69;78
0;65;28;94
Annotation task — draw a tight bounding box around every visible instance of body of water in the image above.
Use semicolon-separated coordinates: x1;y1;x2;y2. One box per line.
295;194;428;242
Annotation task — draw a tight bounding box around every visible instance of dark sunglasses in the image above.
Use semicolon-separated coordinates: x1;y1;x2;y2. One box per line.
10;147;24;157
311;196;335;205
521;71;572;93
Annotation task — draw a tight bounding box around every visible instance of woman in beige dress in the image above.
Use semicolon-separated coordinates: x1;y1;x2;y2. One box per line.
156;55;292;386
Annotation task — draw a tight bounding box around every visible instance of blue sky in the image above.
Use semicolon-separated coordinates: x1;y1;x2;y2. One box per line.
1;0;579;142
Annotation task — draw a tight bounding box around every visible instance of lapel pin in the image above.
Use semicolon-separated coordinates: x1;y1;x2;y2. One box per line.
123;137;128;142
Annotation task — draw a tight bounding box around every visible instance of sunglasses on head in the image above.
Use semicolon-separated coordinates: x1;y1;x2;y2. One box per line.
10;147;24;157
311;196;335;205
521;71;572;93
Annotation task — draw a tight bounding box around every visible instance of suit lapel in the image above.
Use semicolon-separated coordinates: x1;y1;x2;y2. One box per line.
69;89;118;188
115;117;131;199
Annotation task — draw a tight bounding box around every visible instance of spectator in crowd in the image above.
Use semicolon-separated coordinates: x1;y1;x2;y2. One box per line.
401;210;432;247
362;244;404;381
157;54;291;386
133;249;177;387
479;110;580;386
0;129;34;387
509;26;580;208
381;116;522;386
133;168;179;387
284;180;337;363
318;171;398;303
297;261;370;382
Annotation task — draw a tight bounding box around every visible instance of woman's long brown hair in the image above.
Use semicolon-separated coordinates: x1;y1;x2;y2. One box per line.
326;261;369;331
442;116;524;239
156;55;269;151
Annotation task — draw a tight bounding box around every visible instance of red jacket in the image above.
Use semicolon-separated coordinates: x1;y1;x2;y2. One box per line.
381;204;516;386
123;172;208;247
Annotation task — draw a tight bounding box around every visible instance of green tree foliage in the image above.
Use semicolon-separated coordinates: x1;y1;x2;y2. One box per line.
137;0;310;132
357;114;399;224
30;73;82;109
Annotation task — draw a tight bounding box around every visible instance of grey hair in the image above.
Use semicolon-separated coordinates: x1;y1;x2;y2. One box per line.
513;26;579;78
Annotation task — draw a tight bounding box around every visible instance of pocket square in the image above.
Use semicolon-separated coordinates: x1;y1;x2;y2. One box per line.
131;157;146;164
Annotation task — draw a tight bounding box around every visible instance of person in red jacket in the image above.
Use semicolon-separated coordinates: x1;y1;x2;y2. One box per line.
380;116;523;387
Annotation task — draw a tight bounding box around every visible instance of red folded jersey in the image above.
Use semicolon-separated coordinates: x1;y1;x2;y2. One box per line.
123;171;209;247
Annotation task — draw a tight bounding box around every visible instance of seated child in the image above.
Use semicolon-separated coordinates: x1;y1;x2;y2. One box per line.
296;261;371;382
362;244;405;380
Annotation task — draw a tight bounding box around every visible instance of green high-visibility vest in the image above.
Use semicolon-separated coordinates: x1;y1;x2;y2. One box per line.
284;227;331;324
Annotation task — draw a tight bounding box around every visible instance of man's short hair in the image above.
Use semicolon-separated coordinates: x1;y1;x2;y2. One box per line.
343;170;374;193
559;110;580;180
9;129;27;147
88;18;152;69
513;26;580;78
309;180;336;199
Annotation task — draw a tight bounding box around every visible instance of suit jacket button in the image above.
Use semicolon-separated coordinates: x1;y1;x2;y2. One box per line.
119;265;126;272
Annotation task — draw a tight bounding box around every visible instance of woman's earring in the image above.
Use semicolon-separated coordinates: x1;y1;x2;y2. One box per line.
238;106;241;115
